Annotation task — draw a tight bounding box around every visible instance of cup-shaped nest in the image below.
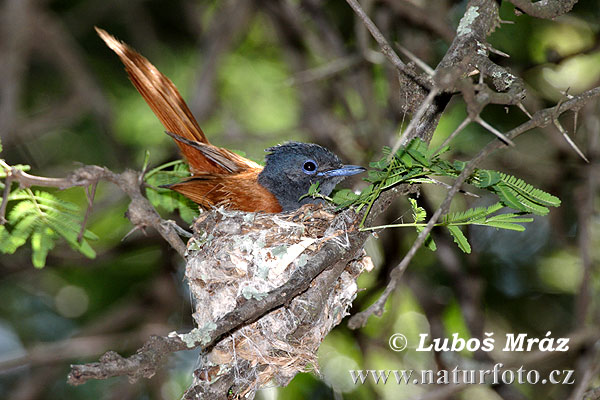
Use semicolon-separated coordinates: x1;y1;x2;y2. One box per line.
183;205;372;399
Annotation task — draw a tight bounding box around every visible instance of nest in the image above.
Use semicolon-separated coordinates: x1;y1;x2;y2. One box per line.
182;204;372;399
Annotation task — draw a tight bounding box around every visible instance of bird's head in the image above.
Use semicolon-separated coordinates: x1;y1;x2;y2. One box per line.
257;142;365;211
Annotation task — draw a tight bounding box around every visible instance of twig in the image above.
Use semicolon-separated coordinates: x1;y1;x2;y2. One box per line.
395;43;434;76
475;116;515;146
553;118;589;162
434;117;471;155
0;172;13;224
77;182;97;243
344;0;431;90
287;55;363;85
389;87;439;157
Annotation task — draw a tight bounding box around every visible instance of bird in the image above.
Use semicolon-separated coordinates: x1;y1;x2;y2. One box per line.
96;28;365;213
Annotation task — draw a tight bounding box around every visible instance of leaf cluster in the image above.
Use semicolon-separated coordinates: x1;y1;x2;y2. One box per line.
329;139;561;253
0;186;98;268
143;159;199;224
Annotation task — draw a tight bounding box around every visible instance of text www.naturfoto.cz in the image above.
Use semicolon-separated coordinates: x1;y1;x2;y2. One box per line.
349;364;575;385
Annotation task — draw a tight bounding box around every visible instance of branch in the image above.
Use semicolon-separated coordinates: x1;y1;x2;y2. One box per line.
0;163;186;257
67;206;374;385
507;0;578;19
348;86;600;329
344;0;431;91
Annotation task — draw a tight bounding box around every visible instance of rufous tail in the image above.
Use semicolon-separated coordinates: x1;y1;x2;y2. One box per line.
96;27;232;174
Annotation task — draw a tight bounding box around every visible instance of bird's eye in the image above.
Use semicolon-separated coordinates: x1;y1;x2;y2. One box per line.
302;159;318;174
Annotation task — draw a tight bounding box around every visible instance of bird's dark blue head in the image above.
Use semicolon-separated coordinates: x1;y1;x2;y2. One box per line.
257;142;365;211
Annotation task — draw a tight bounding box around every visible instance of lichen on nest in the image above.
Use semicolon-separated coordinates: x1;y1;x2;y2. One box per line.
183;204;372;399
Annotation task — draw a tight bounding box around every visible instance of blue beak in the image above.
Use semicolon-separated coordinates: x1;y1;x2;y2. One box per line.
317;165;366;178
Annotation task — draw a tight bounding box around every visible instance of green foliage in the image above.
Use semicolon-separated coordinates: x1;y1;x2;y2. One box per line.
144;160;199;224
0;154;199;268
491;172;561;215
408;198;436;251
0;188;98;267
329;139;559;253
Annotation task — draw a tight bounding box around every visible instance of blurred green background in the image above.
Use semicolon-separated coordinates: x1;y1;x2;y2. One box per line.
0;0;599;399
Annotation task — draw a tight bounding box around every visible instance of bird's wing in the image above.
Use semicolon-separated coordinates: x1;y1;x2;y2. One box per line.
165;131;261;173
166;170;282;213
96;27;257;174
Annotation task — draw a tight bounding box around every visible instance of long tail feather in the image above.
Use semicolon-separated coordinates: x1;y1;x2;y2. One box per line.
96;27;216;171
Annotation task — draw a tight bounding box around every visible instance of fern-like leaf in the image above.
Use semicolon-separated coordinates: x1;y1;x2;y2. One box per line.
409;198;436;251
447;225;471;253
499;173;561;207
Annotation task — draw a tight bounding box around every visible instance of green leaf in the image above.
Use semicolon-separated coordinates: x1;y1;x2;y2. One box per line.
31;228;56;268
297;181;323;202
447;225;471;253
408;198;436;251
408;198;426;223
499;173;561;207
332;189;359;206
432;145;451;157
417;226;437;251
485;213;533;224
483;221;527;231
493;183;529;212
443;203;503;225
397;150;414;168
6;214;39;253
369;156;389;169
367;170;388;182
493;183;550;215
407;149;430;167
453;160;467;171
474;169;501;188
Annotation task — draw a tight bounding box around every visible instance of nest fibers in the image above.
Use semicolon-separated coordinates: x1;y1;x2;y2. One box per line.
182;204;372;399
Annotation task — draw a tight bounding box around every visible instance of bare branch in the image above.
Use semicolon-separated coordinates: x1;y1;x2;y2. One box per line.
507;0;578;19
434;117;472;155
77;182;97;243
0;173;13;224
344;0;431;90
0;164;187;257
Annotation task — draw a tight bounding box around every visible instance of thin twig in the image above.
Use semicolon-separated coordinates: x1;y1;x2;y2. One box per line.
475;116;515;146
389;87;439;158
395;43;434;76
553;119;589;162
0;172;13;224
77;182;98;243
344;0;430;90
434;117;472;155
